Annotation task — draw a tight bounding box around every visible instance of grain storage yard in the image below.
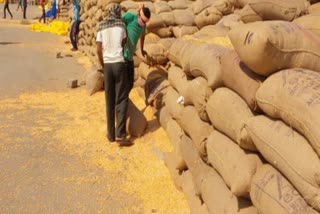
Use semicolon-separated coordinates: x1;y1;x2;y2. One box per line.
1;0;320;213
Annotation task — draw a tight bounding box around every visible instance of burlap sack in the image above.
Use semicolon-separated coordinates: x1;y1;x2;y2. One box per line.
97;0;122;9
164;152;183;191
233;8;241;15
214;0;236;15
133;55;142;68
137;62;167;80
95;9;103;22
154;1;172;14
155;106;171;129
89;6;98;18
193;0;217;15
189;43;228;89
143;33;161;45
165;118;187;170
144;76;169;109
137;62;151;80
236;0;250;8
132;67;139;82
176;106;214;156
293;14;320;37
120;1;138;11
168;65;190;104
251;164;319;214
206;130;262;197
85;34;92;46
248;0;309;21
164;87;184;119
168;38;199;73
86;69;104;96
78;38;85;46
80;13;87;23
194;6;223;29
173;9;195;26
221;50;264;111
240;4;263;23
238;208;258;214
229;21;320;76
159;12;176;26
149;27;173;38
217;14;243;29
168;0;188;10
308;2;320;14
126;99;147;137
158;37;176;51
147;13;166;29
245;116;320;211
181;171;210;214
193;24;229;37
134;68;143;85
185;77;212;122
179;133;239;214
256;69;320;157
201;169;239;214
206;87;257;151
136;43;168;66
172;26;198;38
78;27;84;38
179;135;211;195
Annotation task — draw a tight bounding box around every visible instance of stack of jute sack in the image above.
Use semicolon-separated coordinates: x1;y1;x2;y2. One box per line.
157;1;320;214
77;0;320;213
78;0;123;66
77;0;240;66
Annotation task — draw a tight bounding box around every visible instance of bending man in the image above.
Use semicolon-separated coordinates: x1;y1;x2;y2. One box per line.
122;4;151;94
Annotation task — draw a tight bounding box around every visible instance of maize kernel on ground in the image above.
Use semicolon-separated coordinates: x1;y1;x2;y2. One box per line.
0;88;189;213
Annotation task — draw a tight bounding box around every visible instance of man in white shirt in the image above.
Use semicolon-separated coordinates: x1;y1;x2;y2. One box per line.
96;4;132;146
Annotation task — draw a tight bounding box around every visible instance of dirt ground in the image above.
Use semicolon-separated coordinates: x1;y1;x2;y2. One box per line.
0;4;188;213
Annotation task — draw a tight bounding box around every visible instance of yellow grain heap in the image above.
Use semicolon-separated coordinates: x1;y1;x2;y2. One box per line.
30;20;70;36
0;88;189;213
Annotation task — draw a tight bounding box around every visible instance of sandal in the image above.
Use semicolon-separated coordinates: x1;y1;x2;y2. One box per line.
116;137;133;147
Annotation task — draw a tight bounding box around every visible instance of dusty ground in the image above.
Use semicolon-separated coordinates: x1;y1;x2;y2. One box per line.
0;4;188;213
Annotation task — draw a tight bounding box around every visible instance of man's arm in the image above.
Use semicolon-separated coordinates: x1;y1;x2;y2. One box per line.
96;42;104;69
140;33;147;57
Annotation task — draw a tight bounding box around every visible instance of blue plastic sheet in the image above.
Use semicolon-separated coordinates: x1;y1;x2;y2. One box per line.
46;0;57;18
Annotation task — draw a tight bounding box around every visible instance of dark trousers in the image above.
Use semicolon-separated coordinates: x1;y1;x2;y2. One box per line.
3;3;13;18
70;20;80;50
23;5;27;19
125;60;134;93
39;5;46;23
104;62;128;140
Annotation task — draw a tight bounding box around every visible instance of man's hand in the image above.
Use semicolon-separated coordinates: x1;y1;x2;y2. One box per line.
141;49;147;58
137;3;144;12
96;42;104;69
